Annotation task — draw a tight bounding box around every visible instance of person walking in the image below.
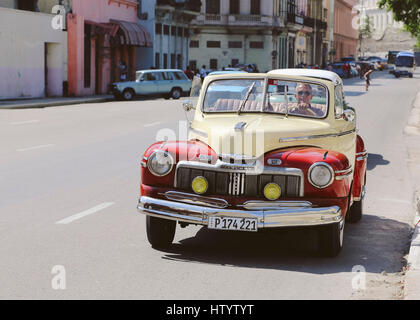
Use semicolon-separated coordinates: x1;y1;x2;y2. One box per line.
364;66;374;91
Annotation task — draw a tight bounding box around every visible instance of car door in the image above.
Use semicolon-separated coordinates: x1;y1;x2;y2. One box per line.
158;71;174;95
136;72;158;95
331;84;356;170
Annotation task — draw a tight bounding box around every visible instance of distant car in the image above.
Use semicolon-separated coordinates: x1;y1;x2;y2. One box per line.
394;52;415;78
366;56;382;61
341;56;355;63
331;62;346;78
111;69;192;101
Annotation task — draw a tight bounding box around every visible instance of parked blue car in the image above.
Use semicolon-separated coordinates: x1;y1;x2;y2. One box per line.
111;69;192;101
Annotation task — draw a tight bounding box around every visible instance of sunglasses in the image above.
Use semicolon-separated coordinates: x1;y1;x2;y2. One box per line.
297;91;312;96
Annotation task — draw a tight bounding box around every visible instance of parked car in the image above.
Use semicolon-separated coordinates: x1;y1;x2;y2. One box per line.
137;69;367;257
331;62;346;78
341;56;355;63
394;52;415;78
111;69;192;101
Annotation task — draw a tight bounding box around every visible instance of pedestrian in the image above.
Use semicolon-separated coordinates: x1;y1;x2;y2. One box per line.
364;66;374;91
200;65;207;80
184;66;194;80
343;63;349;79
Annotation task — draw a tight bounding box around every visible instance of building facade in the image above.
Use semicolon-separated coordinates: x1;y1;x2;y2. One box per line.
333;0;358;60
189;0;328;73
66;0;152;96
356;0;416;58
136;0;201;71
0;0;67;99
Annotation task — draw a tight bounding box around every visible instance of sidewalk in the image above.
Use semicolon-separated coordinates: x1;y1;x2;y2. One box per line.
403;85;420;299
0;95;113;109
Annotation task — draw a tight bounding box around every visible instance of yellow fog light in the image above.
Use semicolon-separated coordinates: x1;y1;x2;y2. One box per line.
192;176;208;194
264;183;281;200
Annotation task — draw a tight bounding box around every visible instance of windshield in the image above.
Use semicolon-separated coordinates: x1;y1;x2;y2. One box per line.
203;78;328;118
395;56;414;67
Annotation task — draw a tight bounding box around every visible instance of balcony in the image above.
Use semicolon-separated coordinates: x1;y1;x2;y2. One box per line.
156;0;201;13
287;12;304;25
193;14;284;28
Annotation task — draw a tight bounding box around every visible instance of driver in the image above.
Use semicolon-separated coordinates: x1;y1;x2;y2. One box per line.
289;83;323;117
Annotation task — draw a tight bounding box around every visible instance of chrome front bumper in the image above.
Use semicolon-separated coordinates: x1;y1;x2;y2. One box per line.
137;195;343;228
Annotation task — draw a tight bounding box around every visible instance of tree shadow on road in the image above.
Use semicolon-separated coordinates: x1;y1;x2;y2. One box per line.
367;153;390;171
157;214;410;275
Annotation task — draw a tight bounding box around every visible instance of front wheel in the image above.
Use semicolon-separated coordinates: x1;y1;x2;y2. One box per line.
146;216;176;248
170;88;182;100
122;89;135;101
318;221;344;257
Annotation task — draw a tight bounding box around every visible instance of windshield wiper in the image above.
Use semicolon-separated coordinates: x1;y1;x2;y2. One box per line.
238;82;256;115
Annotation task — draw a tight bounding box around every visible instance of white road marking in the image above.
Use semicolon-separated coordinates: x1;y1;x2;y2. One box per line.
144;121;162;128
55;202;115;225
17;144;54;152
10;120;40;125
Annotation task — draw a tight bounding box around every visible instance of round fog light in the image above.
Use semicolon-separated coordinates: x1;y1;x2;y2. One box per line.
264;183;281;200
191;176;208;195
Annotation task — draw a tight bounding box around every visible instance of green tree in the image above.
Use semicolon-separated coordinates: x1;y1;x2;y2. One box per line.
378;0;420;45
359;15;373;38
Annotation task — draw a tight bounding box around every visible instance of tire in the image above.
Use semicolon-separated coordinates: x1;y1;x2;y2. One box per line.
122;89;135;101
146;216;176;249
347;198;363;223
170;88;182;100
318;221;344;257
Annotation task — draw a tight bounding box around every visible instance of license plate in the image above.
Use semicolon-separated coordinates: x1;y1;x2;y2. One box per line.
208;216;258;232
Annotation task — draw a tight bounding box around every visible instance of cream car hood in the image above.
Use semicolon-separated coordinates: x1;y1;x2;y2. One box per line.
189;114;343;158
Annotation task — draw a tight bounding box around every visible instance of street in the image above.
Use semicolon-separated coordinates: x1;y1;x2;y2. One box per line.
0;70;419;299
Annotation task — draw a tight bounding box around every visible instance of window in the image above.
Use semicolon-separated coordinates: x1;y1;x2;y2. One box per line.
190;40;199;48
231;59;239;67
250;0;261;15
163;25;170;35
171;26;176;35
178;27;183;37
207;41;221;48
155;52;160;69
210;59;218;70
334;85;344;117
228;41;242;48
144;73;157;81
206;0;220;14
171;54;176;69
155;23;162;34
84;24;91;88
250;41;264;49
230;0;239;14
189;60;197;70
177;54;182;69
163;54;168;69
173;72;187;80
162;72;174;80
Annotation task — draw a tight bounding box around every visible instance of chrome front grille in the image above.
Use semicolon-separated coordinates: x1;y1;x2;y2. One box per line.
229;172;246;196
175;166;302;198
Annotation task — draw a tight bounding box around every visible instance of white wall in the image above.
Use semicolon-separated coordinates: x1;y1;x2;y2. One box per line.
0;7;67;99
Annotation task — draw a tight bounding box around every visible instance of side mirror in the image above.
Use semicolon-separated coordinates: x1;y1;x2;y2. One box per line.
343;109;355;122
182;99;195;112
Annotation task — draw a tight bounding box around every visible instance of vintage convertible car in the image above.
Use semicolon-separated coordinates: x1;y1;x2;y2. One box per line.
137;69;367;257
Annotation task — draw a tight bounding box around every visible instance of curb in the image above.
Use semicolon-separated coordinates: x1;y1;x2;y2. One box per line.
405;192;420;299
0;96;113;109
404;89;420;299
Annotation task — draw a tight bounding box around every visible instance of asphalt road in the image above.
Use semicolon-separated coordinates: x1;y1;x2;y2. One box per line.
0;70;419;299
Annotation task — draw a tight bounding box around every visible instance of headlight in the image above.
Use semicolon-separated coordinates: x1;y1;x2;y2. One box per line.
308;162;334;188
147;150;174;177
